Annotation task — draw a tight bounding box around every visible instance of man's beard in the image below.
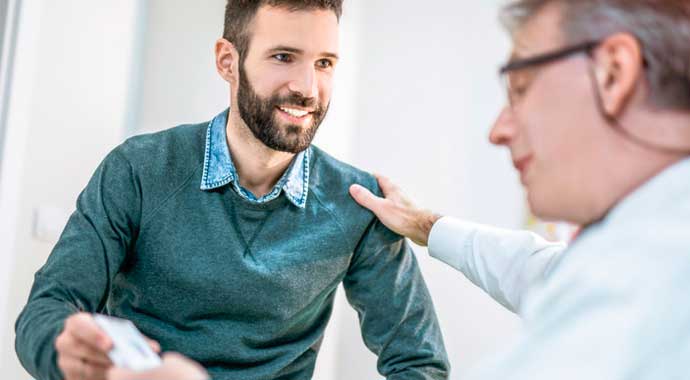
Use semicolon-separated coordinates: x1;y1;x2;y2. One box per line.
237;64;328;153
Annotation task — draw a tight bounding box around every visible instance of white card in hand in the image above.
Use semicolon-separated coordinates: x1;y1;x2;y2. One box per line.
93;314;162;371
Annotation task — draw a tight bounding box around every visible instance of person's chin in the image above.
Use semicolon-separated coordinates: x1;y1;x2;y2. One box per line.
528;191;570;222
527;186;549;217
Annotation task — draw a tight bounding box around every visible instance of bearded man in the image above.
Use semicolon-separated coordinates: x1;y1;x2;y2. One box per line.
14;2;449;380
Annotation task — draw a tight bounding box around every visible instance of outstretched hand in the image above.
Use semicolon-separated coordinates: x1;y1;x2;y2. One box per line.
349;174;440;246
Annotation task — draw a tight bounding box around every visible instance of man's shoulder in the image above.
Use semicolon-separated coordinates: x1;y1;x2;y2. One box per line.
309;146;408;256
308;146;383;235
309;145;378;194
107;122;208;196
118;122;207;164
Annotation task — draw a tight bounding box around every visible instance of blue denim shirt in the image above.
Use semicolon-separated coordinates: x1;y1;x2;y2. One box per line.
200;109;310;208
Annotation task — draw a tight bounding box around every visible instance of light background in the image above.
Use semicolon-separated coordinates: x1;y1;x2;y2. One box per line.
0;1;526;379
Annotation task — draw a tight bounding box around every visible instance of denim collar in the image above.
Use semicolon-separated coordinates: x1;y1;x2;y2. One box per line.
200;109;310;208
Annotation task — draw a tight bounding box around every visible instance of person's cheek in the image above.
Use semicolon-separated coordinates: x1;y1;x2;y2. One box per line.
318;76;333;106
255;65;290;97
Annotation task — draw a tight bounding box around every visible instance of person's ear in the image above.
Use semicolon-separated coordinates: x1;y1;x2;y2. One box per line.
590;33;645;117
215;38;240;85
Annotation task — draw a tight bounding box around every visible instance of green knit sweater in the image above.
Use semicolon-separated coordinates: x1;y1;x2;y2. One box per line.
15;117;449;380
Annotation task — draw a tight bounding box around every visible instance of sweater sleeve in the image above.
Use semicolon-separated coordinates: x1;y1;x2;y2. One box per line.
15;147;141;380
343;219;450;380
428;217;566;314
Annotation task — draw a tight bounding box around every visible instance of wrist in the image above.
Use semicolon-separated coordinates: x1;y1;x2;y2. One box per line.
413;211;442;246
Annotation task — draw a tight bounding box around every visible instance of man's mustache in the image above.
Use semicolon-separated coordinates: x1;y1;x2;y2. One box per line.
272;92;320;110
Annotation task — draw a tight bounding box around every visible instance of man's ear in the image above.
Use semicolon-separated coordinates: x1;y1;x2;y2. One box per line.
591;33;645;118
215;38;239;85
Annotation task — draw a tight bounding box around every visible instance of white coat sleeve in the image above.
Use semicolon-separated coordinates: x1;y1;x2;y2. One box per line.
427;217;566;313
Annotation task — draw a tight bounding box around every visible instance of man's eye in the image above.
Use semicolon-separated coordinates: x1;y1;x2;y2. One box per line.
273;54;292;63
316;59;333;69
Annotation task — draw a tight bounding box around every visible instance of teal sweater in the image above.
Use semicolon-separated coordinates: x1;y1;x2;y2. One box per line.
15;119;449;380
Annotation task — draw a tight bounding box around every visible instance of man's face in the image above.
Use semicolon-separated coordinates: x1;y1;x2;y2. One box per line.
235;6;339;153
489;4;613;223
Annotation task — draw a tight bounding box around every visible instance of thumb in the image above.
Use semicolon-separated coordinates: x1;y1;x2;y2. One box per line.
349;184;385;214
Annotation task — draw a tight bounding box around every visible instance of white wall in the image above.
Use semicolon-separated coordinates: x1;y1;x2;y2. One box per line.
134;0;227;135
0;1;141;378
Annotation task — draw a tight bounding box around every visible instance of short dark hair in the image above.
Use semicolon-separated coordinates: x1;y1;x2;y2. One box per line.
223;0;343;62
501;0;690;110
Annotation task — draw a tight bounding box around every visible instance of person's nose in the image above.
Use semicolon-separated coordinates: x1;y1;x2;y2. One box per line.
489;106;518;146
287;64;318;100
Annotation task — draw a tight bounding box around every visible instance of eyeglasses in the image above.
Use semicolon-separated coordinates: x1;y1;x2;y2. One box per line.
499;37;690;154
499;40;600;107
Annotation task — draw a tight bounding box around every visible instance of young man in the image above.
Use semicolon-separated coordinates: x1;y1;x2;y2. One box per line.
351;0;690;379
107;0;690;379
14;2;449;380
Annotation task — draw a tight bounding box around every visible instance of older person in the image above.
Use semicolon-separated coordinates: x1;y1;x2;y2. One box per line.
351;0;690;379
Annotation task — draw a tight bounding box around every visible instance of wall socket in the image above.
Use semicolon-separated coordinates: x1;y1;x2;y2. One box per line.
33;206;73;242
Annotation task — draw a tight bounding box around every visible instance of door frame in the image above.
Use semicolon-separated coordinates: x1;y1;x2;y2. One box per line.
0;0;21;174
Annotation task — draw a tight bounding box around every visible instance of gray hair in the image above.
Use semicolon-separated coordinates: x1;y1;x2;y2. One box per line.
501;0;690;111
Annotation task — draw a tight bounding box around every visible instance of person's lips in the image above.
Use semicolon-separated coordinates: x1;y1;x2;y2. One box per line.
275;106;314;124
277;105;312;117
513;154;534;182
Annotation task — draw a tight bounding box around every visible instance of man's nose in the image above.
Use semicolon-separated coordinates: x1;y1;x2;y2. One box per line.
287;64;318;99
489;106;518;146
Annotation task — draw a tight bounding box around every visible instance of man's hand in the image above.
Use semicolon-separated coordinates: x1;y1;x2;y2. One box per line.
55;313;114;380
55;313;161;380
107;353;209;380
349;174;441;246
